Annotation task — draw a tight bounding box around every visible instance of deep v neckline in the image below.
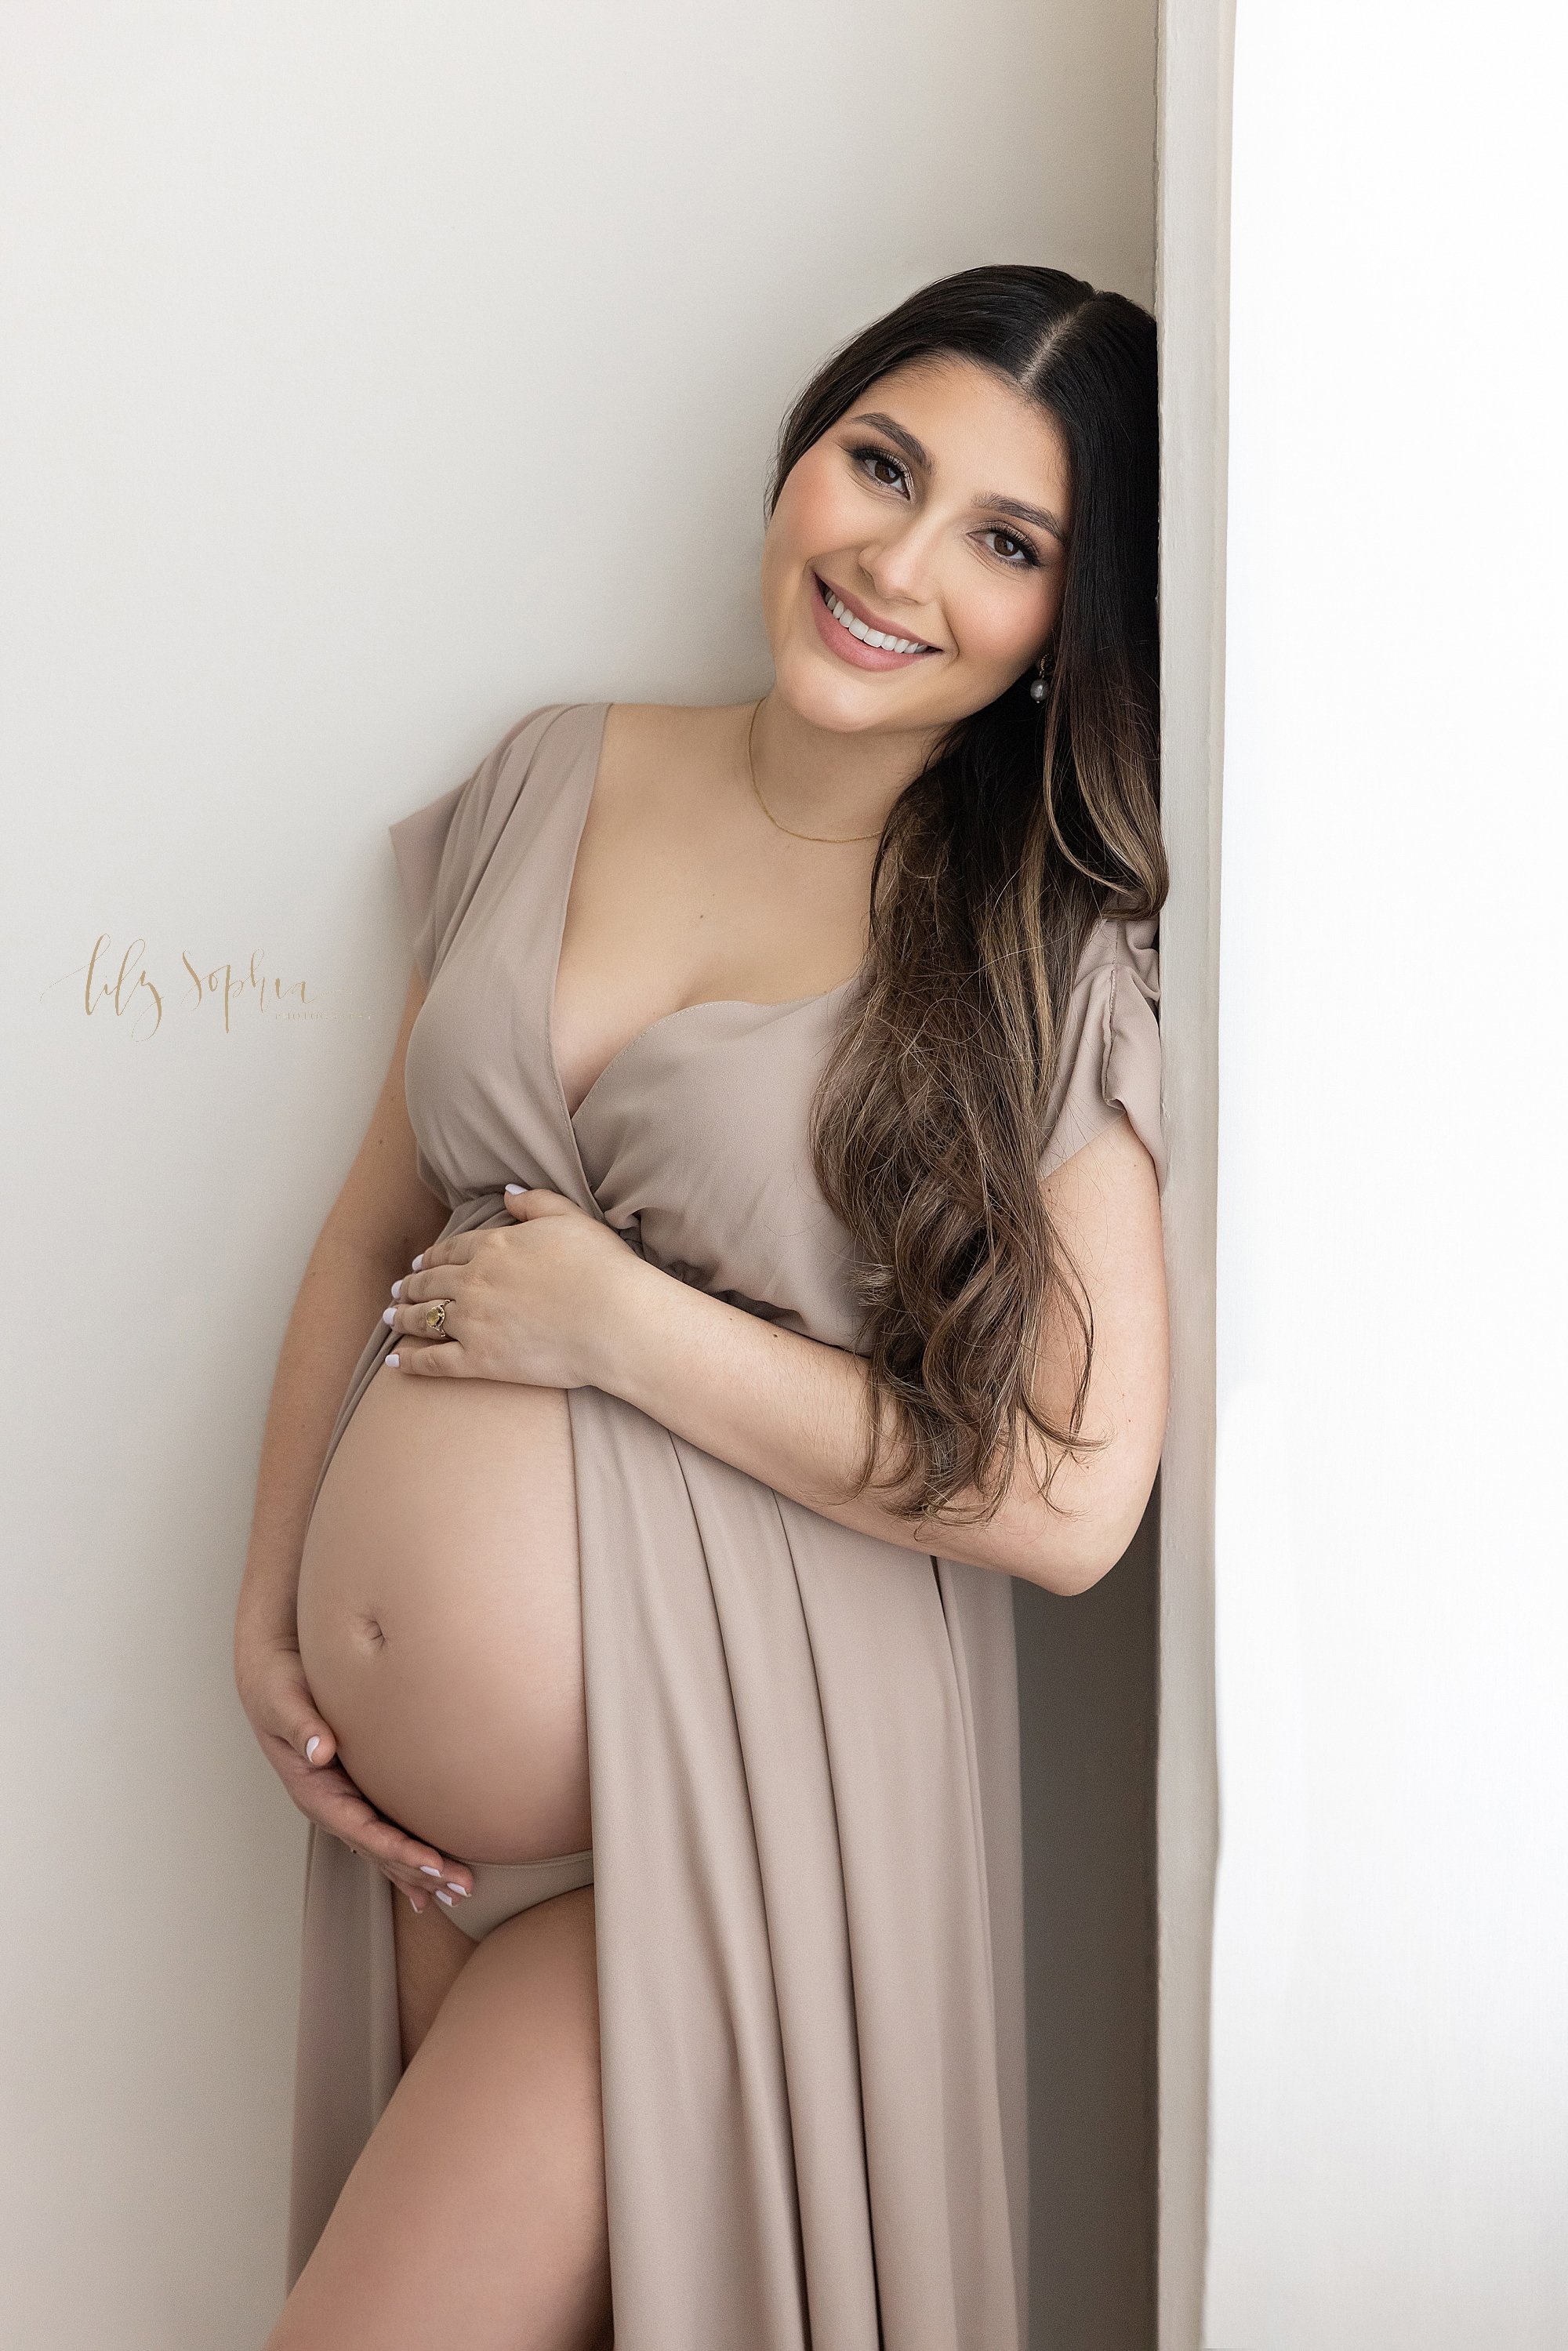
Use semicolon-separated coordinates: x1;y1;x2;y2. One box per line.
544;701;864;1134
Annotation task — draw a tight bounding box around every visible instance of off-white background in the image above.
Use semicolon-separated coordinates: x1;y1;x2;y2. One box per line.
0;6;1161;2343
1151;0;1232;2339
1206;1;1568;2344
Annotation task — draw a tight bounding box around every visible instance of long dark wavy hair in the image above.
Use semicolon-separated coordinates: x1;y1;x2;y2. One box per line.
771;264;1164;1526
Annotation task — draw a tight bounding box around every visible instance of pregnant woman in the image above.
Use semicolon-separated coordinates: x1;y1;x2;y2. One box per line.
234;263;1169;2351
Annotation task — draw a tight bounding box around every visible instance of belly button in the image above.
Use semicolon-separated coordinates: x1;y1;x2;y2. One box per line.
354;1613;388;1653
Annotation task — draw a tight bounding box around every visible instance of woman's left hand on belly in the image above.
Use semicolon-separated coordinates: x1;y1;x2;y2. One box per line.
383;1186;648;1390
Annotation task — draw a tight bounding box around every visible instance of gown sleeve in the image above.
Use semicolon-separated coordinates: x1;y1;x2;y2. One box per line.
1038;910;1166;1191
387;702;566;985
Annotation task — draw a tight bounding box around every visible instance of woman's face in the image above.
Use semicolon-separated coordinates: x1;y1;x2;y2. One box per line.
760;354;1073;739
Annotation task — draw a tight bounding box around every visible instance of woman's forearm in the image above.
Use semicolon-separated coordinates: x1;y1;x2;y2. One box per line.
390;1127;1163;1588
234;1218;413;1663
604;1253;1136;1591
238;971;449;1674
597;1117;1166;1591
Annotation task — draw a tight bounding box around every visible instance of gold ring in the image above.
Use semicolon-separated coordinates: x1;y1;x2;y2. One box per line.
421;1298;451;1335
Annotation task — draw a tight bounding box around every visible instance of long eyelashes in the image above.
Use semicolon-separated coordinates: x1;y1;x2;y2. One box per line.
846;443;1043;570
850;443;911;495
980;526;1041;569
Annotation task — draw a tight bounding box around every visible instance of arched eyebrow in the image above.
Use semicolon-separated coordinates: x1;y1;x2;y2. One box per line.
984;493;1068;546
847;409;1069;546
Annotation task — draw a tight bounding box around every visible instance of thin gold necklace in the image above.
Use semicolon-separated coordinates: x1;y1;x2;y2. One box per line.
745;699;882;845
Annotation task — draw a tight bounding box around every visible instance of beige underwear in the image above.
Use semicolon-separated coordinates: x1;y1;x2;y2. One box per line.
438;1848;594;1943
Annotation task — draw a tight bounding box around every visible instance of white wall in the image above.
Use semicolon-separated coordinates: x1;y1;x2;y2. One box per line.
1153;0;1233;2341
1207;4;1568;2344
0;7;1158;2342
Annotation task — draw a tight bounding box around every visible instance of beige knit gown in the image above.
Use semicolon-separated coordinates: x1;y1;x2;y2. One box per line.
284;699;1165;2349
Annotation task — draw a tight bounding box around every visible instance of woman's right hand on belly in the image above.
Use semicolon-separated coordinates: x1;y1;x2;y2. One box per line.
237;1632;474;1914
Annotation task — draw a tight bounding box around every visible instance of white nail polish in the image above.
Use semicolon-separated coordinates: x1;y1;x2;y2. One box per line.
419;1865;442;1877
412;1253;423;1270
435;1890;454;1907
386;1352;399;1366
408;1893;420;1912
391;1279;402;1298
504;1183;525;1195
445;1881;467;1895
305;1736;320;1760
382;1306;395;1325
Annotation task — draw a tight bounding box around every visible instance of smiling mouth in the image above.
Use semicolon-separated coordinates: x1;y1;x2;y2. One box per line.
815;573;936;657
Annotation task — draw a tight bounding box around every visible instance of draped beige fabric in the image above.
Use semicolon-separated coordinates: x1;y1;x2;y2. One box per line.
284;701;1165;2347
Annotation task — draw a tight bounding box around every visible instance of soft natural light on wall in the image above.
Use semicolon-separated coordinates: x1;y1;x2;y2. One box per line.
1207;2;1568;2345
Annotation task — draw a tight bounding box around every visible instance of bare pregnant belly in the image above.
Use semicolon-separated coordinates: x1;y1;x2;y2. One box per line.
296;1364;590;1866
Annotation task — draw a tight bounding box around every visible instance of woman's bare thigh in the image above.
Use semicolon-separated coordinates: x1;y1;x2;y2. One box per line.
393;1891;474;2065
269;1887;610;2351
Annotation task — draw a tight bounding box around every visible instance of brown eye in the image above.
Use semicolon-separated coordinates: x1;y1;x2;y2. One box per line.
851;444;910;494
982;527;1040;568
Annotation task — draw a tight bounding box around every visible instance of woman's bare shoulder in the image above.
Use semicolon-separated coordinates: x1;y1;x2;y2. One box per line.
604;697;750;746
598;698;751;802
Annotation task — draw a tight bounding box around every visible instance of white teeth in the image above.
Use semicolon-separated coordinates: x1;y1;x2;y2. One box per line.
824;586;927;656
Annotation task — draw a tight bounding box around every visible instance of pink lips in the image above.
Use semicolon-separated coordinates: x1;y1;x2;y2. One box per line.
809;572;937;673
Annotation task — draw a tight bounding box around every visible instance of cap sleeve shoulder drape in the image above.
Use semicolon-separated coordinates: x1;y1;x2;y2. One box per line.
1039;911;1165;1190
387;703;567;985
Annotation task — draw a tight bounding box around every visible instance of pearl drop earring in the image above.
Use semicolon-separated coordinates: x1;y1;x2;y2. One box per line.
1029;664;1047;703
